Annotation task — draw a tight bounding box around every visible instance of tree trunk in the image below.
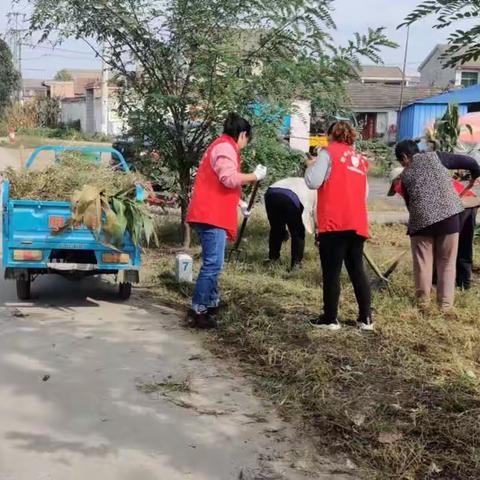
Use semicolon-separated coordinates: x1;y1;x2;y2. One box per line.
179;169;192;248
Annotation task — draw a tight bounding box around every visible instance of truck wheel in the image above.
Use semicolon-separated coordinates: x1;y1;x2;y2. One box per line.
16;277;31;300
118;282;132;300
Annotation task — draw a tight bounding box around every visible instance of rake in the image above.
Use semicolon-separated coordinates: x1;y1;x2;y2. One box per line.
364;249;408;292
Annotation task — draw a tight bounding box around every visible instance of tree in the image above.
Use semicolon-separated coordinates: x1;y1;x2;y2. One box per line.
22;0;396;244
54;69;73;81
0;38;21;114
401;1;480;66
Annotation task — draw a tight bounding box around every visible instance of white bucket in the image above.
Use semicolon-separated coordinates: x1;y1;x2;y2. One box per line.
175;253;193;283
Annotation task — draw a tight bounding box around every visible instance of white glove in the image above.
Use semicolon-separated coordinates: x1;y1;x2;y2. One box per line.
239;200;251;217
253;164;267;181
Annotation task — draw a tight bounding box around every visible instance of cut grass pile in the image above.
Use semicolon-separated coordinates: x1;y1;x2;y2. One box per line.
3;153;144;201
143;215;480;479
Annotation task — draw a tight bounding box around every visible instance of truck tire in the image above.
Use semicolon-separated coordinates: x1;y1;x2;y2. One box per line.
118;282;132;300
16;277;31;300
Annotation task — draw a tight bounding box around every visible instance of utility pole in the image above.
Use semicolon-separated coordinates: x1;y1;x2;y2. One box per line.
100;44;110;135
397;25;410;141
398;27;410;115
7;12;26;103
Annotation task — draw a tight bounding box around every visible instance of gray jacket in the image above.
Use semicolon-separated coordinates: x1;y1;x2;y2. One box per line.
401;152;464;234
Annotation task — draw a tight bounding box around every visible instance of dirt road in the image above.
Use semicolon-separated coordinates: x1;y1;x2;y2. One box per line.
0;274;356;480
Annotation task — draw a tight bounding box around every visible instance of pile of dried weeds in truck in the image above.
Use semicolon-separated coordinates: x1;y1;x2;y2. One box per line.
144;217;480;480
3;154;144;201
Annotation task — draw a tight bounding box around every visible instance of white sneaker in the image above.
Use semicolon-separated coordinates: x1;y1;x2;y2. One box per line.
310;316;341;331
358;317;374;332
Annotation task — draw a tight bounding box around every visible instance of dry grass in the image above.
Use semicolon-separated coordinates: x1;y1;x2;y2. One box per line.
3;154;145;201
141;215;480;479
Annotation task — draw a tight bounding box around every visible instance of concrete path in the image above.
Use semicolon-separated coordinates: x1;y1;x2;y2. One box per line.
0;276;355;480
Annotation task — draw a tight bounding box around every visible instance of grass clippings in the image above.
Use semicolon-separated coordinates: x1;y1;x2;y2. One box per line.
144;216;480;480
3;153;144;201
137;378;191;395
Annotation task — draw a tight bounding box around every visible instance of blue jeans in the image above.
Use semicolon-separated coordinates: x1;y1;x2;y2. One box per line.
192;224;227;313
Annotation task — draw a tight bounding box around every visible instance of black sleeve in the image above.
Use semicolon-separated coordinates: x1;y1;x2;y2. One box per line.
437;151;480;179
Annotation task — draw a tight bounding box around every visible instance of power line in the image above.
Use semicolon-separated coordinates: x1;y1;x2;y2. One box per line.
23;53;97;61
22;43;97;55
7;12;27;101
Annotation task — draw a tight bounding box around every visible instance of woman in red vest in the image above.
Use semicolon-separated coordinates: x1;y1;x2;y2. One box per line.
186;113;267;328
305;121;373;331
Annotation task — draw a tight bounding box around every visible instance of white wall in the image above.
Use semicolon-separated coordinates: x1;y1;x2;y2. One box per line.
85;90;125;136
289;100;311;152
61;100;87;131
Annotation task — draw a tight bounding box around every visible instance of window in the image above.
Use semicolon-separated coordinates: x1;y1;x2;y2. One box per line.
461;71;479;87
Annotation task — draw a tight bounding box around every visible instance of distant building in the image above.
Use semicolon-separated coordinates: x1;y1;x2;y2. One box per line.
419;44;480;88
398;83;480;141
22;79;47;101
44;80;75;99
355;66;415;86
60;80;124;136
347;82;440;141
60;69;102;96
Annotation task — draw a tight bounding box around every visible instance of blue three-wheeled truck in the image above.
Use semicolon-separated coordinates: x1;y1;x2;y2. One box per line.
2;146;141;301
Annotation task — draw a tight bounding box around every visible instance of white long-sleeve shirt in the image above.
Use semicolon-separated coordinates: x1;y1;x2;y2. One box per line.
269;177;317;234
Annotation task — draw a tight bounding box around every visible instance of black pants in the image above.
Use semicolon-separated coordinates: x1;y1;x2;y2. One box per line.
318;231;372;322
457;208;477;289
265;190;305;268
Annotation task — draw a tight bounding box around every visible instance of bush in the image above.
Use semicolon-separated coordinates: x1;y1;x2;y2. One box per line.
15;126;111;143
4;101;39;129
242;123;306;186
358;139;396;177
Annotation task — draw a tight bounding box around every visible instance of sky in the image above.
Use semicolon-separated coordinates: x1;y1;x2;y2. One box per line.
0;0;470;80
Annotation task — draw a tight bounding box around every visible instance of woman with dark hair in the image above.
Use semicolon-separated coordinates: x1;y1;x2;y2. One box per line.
186;113;267;328
394;139;480;311
305;121;373;331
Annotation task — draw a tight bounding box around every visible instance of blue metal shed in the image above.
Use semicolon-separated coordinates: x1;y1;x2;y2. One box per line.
398;84;480;140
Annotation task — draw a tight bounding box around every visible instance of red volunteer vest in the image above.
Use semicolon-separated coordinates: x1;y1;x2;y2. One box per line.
317;142;369;238
186;134;241;241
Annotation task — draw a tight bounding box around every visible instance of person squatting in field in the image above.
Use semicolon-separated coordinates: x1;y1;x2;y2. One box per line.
186;113;267;329
264;176;317;271
393;139;480;311
304;121;373;332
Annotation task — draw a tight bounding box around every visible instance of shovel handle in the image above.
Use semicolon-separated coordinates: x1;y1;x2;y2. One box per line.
230;181;261;255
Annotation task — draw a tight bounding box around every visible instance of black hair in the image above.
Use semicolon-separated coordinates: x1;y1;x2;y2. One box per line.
395;139;420;161
223;113;252;142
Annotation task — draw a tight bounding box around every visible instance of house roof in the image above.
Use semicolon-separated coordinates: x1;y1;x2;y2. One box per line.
356;65;404;80
63;69;102;79
22;78;47;89
347;82;441;110
414;83;480;105
419;44;480;71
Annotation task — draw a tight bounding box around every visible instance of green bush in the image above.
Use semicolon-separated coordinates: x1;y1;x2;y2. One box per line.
16;126;111;143
357;139;396;177
242;123;305;186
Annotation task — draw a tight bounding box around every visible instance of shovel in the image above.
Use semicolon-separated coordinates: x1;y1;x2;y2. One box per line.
364;249;407;291
228;181;261;262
